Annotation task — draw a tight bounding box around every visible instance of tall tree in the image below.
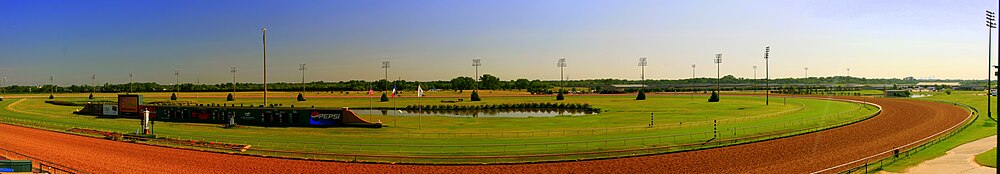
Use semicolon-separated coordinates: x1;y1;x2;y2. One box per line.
450;76;476;90
479;74;502;90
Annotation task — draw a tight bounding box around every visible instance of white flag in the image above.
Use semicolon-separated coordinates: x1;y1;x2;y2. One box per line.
417;85;424;97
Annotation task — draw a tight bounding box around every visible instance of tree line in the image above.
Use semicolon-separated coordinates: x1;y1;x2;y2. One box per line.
0;75;988;94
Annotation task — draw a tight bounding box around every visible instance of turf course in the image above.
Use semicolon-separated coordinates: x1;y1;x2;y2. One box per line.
0;92;875;163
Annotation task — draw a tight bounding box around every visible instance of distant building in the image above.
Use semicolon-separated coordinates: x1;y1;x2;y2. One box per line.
914;82;960;91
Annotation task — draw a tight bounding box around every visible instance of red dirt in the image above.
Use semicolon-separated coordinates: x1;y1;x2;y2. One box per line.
0;97;968;173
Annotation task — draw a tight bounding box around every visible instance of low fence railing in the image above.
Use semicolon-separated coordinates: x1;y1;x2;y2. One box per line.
0;147;89;174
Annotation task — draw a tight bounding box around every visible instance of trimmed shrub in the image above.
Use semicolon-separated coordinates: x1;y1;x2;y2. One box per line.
170;93;177;100
636;91;646;100
471;91;481;101
708;91;720;102
945;90;952;95
49;94;54;99
380;93;389;102
227;93;235;101
88;93;94;99
297;93;306;101
556;92;565;100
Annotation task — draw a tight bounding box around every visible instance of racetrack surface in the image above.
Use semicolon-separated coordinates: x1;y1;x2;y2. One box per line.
0;97;969;173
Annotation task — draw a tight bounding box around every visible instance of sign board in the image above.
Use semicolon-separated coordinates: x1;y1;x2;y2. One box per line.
308;110;342;126
117;94;143;116
102;104;118;116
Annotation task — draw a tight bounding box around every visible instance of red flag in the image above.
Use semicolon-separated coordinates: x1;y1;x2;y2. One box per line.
368;88;374;96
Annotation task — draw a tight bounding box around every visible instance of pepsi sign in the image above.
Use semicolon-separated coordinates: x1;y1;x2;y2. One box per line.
309;110;341;126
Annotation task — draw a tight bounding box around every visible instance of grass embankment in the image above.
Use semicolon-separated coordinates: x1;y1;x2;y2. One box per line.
975;148;997;168
880;91;998;171
0;93;872;163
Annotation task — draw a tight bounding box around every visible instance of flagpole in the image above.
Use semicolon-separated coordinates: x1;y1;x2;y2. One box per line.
369;83;373;121
418;84;422;130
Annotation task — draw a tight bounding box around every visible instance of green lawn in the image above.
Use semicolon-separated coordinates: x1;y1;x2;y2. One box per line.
0;94;874;163
976;148;997;168
880;91;998;171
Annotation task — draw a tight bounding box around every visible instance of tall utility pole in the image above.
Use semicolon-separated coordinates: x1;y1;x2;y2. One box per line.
986;10;996;118
765;46;770;105
558;58;567;92
231;66;237;93
174;70;180;93
382;61;390;93
49;76;54;95
1;76;6;95
473;59;481;90
300;63;307;93
714;53;722;92
262;27;268;106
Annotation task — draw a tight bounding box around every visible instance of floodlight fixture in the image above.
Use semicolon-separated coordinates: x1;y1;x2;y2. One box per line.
300;63;307;93
382;60;390;92
638;57;647;82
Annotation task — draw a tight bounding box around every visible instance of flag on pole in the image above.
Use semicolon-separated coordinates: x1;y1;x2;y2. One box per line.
368;88;374;96
417;85;424;97
391;85;397;97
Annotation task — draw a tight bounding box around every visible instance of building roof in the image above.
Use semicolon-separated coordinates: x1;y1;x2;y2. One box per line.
610;84;648;88
915;82;960;86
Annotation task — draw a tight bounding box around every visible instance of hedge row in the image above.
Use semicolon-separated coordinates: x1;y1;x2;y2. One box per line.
405;102;592;110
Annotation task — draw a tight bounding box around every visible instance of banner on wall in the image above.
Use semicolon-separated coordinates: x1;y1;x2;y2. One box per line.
102;105;118;116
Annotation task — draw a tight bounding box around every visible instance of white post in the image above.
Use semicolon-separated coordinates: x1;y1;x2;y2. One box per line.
142;109;150;135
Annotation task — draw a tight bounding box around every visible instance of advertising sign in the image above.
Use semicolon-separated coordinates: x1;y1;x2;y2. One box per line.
102;105;119;116
309;110;341;126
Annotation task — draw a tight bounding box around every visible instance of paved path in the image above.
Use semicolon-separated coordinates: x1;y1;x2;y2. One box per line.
882;135;997;174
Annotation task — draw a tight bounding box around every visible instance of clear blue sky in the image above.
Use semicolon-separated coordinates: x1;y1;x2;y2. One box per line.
0;0;998;86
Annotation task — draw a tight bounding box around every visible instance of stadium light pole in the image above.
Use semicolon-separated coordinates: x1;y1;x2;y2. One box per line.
753;65;757;90
260;28;267;106
986;10;996;118
49;75;54;96
91;74;96;94
714;53;722;92
129;72;133;93
300;63;307;94
382;61;390;93
558;58;567;92
174;70;180;93
805;67;809;78
231;66;237;93
262;27;268;106
473;58;481;90
765;46;770;105
639;57;647;89
691;64;696;100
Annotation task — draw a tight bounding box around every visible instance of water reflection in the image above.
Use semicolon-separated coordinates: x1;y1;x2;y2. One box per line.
353;108;597;117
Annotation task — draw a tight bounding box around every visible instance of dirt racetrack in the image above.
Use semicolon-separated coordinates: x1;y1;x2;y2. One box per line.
0;97;969;173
